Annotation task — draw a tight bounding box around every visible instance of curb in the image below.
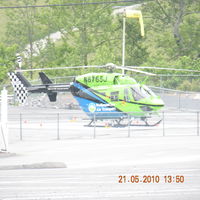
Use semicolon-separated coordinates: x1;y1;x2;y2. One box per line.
0;152;17;158
0;162;67;170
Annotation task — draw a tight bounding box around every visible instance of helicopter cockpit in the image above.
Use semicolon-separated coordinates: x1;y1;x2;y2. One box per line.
128;85;157;102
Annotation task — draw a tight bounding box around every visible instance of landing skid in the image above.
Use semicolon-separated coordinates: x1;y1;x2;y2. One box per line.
130;119;162;127
85;118;126;128
85;118;162;128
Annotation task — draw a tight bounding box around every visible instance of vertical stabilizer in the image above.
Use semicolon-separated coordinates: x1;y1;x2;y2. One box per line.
8;72;29;104
39;72;53;84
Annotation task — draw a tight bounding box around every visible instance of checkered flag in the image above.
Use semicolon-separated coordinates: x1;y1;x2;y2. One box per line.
8;72;28;104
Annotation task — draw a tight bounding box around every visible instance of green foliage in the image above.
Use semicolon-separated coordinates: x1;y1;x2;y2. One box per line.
143;0;199;61
178;79;200;92
0;0;199;91
0;43;17;82
30;0;123;71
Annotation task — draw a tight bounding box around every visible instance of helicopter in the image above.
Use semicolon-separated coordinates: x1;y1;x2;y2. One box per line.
8;64;200;127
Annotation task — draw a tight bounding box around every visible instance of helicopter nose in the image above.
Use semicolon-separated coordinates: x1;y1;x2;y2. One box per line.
153;97;164;106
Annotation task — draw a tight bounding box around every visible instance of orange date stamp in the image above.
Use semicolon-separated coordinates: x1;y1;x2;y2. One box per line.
118;175;185;184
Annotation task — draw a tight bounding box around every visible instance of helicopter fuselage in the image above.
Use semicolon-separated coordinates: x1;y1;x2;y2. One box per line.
70;73;164;119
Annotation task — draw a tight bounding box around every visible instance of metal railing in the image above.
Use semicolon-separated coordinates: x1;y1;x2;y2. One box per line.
150;87;200;110
5;111;200;142
4;86;200;110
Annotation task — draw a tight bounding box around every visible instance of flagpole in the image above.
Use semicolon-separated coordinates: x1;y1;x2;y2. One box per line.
122;14;126;75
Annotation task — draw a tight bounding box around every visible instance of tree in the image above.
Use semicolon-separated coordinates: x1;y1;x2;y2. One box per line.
45;0;121;66
19;0;124;78
143;0;200;61
4;0;48;76
0;43;17;83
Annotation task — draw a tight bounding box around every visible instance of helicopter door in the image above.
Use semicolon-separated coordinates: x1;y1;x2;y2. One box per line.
124;88;130;102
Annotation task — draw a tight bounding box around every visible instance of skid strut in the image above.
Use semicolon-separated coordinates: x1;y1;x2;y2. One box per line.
85;117;162;128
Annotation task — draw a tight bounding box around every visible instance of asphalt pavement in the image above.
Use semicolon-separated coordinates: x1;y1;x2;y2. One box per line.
0;106;200;199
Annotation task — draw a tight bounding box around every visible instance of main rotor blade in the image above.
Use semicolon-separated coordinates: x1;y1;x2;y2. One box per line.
127;66;200;73
16;64;199;74
15;65;105;72
116;66;156;76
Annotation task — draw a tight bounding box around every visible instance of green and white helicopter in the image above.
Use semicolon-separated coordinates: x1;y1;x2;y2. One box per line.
8;64;200;127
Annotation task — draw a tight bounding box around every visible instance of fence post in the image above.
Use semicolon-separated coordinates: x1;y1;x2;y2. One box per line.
197;112;199;136
20;113;22;140
178;92;181;110
57;113;60;140
93;113;96;139
162;111;165;136
128;113;131;137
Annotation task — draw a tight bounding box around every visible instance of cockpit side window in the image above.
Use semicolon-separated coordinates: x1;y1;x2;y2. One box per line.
110;91;119;101
131;85;154;101
131;87;143;101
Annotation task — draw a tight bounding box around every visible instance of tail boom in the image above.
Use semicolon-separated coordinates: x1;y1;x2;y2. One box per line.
8;72;70;104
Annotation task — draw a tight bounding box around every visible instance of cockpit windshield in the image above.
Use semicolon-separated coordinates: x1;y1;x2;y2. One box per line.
131;85;156;101
142;85;157;97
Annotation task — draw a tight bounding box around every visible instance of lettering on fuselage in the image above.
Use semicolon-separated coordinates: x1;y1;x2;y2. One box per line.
96;104;116;112
88;103;116;112
84;75;107;84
